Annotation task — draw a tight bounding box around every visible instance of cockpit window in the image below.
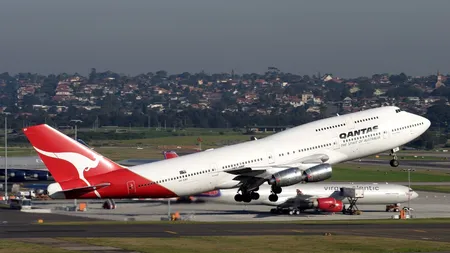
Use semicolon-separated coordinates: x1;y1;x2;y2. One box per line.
395;109;402;113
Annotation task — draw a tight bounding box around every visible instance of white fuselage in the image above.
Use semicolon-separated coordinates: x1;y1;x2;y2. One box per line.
123;106;430;197
193;183;419;206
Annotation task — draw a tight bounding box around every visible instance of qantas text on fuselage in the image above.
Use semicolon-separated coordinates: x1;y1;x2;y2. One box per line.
22;106;431;202
339;126;378;139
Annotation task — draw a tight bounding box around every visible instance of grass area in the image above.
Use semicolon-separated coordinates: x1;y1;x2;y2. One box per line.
90;134;262;149
61;235;450;253
330;163;450;182
96;147;166;160
0;239;77;253
0;133;263;159
38;217;450;226
412;185;450;193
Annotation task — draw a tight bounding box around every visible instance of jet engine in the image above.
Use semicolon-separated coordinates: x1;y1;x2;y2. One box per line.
313;197;343;212
302;164;333;183
268;163;332;187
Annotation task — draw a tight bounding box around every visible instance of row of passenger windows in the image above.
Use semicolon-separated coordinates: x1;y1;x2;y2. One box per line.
223;158;263;169
315;123;346;132
354;116;379;123
343;133;381;142
278;143;333;157
392;122;425;132
137;169;212;188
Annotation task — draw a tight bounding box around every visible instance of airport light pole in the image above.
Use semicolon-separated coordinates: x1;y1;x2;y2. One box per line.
4;115;7;201
70;119;82;141
403;168;415;216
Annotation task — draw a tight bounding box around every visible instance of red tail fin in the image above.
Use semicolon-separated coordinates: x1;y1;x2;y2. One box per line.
163;151;178;159
23;124;125;184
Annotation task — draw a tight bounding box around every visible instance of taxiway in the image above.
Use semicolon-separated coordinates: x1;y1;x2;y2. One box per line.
20;190;450;222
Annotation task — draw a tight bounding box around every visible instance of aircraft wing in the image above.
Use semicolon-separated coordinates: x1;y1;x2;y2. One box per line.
277;193;318;208
223;153;330;176
269;154;330;169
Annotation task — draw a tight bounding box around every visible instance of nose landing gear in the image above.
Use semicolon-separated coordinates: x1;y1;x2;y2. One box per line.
389;147;400;167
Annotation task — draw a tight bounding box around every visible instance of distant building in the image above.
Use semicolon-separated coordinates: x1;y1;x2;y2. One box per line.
245;125;291;133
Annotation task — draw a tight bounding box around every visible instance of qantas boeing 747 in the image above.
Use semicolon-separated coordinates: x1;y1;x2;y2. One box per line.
23;106;430;202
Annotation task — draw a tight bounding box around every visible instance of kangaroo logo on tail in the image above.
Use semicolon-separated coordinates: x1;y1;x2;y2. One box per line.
34;147;102;189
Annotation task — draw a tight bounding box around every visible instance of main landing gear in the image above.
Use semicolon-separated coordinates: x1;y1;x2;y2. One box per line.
389;147;400;167
102;198;116;209
234;187;260;203
269;185;282;202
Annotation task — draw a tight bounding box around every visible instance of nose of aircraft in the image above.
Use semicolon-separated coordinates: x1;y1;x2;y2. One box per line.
422;117;431;130
410;190;419;199
413;114;431;133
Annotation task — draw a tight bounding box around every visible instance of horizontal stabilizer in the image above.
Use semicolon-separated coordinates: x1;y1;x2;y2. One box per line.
61;182;111;193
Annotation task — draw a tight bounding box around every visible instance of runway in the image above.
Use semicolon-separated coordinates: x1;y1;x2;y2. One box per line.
0;208;101;225
0;213;449;242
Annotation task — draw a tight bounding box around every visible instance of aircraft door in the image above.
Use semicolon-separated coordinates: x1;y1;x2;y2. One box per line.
267;153;275;164
210;163;219;177
127;181;136;195
332;138;340;150
345;116;355;130
383;129;389;139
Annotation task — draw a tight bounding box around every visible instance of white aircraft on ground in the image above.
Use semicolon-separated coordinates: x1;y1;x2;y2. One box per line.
23;106;430;203
193;182;419;215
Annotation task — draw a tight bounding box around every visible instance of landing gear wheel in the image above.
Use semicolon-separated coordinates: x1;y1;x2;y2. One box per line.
272;186;282;194
103;199;115;209
242;194;252;203
234;194;243;202
251;192;260;200
269;194;278;202
390;159;399;167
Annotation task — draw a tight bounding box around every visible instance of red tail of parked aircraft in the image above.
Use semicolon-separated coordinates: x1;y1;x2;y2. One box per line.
163;151;179;159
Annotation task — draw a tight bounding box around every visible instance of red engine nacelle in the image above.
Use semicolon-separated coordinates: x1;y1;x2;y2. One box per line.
316;197;344;212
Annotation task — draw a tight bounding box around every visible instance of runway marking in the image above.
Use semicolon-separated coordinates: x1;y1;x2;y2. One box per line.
413;230;427;233
291;230;304;233
165;230;178;235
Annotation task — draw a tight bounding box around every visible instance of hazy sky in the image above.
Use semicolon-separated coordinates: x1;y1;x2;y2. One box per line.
0;0;449;77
